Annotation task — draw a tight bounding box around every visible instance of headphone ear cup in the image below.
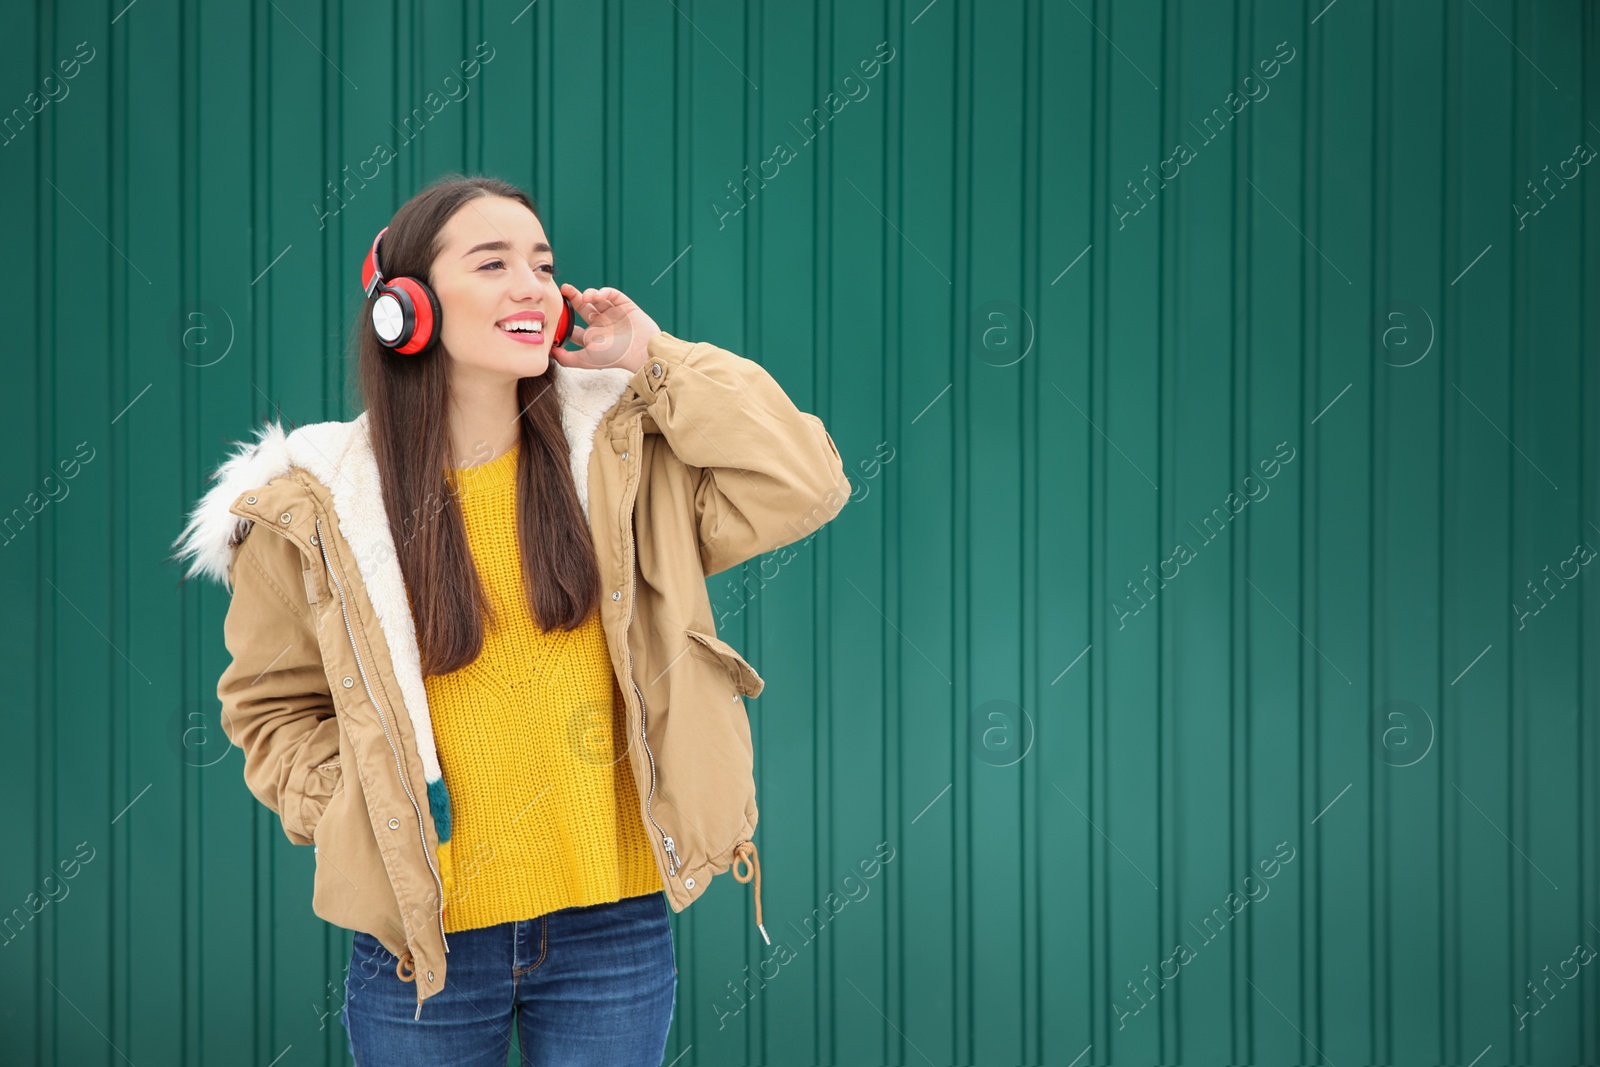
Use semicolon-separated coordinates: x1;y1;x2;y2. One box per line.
386;277;441;355
370;287;411;349
553;295;575;347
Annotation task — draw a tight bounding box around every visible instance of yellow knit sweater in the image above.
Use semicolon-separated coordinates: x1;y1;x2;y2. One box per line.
426;439;663;932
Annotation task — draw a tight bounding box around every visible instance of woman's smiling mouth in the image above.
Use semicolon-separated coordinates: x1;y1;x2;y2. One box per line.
496;310;545;344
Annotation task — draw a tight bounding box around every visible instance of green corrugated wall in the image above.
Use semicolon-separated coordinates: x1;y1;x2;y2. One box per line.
3;0;1597;1064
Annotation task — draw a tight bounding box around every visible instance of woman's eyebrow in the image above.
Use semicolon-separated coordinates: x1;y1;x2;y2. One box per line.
460;239;552;258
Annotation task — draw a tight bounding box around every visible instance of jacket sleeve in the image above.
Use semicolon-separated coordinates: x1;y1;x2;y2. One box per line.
628;331;852;577
215;523;342;847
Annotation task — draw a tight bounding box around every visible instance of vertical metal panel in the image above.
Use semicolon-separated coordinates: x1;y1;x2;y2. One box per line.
897;0;963;1059
3;0;1596;1064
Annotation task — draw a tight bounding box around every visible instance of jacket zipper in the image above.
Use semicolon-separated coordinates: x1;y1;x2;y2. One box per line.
314;518;451;962
621;439;681;881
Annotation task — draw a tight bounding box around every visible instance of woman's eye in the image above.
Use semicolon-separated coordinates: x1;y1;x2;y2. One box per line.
477;260;557;276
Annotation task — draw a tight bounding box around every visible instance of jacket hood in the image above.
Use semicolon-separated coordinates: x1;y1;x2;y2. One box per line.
171;364;636;590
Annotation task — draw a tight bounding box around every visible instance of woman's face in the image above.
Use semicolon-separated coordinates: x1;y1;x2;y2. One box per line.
428;195;560;381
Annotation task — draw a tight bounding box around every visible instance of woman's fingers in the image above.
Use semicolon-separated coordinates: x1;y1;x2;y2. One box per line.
598;286;634;313
559;284;633;316
561;283;592;317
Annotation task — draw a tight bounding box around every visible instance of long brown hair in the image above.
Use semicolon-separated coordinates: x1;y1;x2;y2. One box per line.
352;174;601;677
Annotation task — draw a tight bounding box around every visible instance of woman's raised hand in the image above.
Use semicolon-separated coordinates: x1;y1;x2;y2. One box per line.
552;283;661;375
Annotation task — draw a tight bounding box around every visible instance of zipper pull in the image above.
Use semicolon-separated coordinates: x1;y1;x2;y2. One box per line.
663;835;681;877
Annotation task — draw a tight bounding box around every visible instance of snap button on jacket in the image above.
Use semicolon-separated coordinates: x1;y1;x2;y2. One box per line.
171;331;850;1019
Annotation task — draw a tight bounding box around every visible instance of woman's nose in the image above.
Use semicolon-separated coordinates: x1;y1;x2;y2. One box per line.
507;258;546;300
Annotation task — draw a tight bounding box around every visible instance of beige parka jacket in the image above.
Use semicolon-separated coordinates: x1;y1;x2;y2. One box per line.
171;331;850;1019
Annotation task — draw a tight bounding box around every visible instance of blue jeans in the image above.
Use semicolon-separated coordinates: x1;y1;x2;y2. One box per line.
340;891;677;1066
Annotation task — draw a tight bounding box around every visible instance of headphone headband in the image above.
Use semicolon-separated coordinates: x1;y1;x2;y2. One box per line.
361;226;388;300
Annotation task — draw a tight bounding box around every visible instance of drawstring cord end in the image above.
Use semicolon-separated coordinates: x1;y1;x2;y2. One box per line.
396;949;423;1020
731;840;766;946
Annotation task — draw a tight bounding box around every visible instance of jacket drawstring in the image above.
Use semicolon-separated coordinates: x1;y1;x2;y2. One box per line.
395;949;428;1021
731;840;768;945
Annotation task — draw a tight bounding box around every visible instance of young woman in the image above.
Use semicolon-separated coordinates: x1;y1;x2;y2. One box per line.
170;174;850;1063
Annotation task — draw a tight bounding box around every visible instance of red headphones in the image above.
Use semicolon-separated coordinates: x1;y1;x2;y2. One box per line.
360;225;576;355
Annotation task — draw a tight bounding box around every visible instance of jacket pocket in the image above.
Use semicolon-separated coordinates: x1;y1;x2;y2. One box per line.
305;758;344;842
683;629;765;698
